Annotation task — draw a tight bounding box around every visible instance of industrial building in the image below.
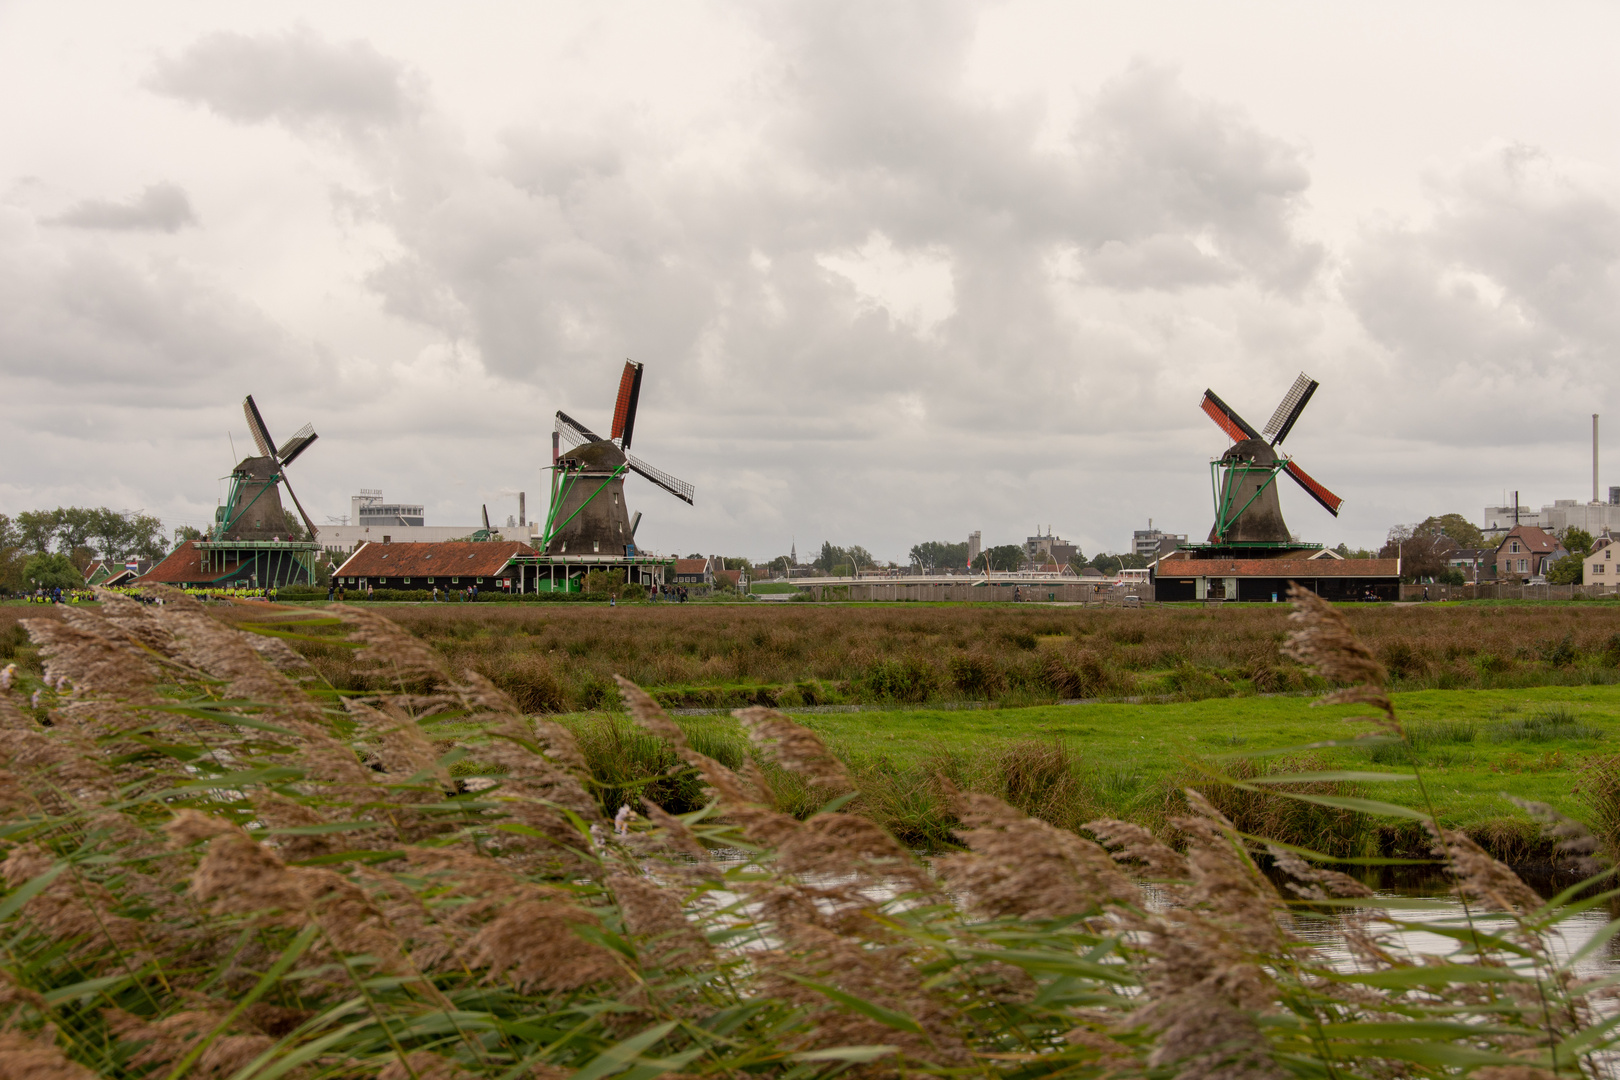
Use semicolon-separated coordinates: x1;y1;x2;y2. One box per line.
316;490;531;555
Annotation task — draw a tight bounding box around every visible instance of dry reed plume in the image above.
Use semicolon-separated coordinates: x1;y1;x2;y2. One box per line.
0;586;1614;1080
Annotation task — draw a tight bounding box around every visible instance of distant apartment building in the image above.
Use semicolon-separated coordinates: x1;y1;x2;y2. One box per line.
1133;520;1188;561
1024;527;1078;568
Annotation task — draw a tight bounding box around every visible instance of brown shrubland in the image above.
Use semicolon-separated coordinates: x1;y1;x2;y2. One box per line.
251;601;1620;710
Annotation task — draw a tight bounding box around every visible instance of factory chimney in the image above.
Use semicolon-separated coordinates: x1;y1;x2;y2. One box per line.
1594;415;1600;504
519;492;526;526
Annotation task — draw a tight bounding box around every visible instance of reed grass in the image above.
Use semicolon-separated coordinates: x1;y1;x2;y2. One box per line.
3;586;1620;1080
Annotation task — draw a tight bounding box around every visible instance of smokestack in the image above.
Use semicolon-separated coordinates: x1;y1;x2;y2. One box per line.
1594;414;1600;503
1514;490;1520;526
519;492;526;525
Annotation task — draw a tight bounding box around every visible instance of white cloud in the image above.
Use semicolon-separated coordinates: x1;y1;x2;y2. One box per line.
817;232;956;336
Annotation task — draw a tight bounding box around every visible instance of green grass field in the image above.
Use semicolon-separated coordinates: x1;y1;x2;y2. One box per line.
559;684;1620;857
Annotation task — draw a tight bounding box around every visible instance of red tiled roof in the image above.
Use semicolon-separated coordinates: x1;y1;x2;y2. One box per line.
131;544;249;586
1497;526;1560;554
674;558;708;575
1155;552;1401;578
714;569;742;586
332;540;534;581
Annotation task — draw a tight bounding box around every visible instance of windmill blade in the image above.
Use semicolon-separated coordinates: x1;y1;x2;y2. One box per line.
554;410;601;449
278;470;320;540
482;504;490;530
1263;373;1318;447
243;396;278;459
625;452;694;505
1200;390;1260;443
278;423;319;467
1283;459;1343;517
609;360;644;450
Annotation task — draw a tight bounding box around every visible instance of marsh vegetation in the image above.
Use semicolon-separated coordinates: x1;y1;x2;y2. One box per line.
4;587;1620;1078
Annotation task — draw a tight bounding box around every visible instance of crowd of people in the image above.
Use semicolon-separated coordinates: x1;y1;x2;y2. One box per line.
19;586;92;604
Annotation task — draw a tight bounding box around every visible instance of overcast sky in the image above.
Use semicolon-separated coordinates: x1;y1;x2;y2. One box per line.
4;2;1619;562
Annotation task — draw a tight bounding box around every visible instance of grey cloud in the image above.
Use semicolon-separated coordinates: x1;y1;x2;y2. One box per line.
51;182;196;232
1079;235;1237;290
19;14;1352;558
328;6;1326;455
1342;145;1620;442
0;221;308;399
148;27;419;132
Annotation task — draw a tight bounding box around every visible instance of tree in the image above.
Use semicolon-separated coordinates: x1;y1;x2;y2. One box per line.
1548;553;1584;585
1562;528;1595;557
23;552;82;590
1418;513;1485;550
908;541;968;570
583;567;637;598
1381;524;1452;583
9;506;169;561
15;510;58;553
815;542;850;574
846;545;875;570
1088;552;1145;574
0;514;23;594
175;525;205;543
983;544;1025;571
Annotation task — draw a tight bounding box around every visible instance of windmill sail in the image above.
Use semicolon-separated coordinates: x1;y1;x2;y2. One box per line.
243;396;278;459
1200;390;1260;443
1263;373;1318;447
278;423;319;466
554;410;601;449
609;361;644;450
1283;459;1342;516
626;452;694;505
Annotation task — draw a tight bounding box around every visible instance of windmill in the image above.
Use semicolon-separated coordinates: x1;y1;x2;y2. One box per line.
213;396;320;543
541;361;693;557
1198;373;1342;545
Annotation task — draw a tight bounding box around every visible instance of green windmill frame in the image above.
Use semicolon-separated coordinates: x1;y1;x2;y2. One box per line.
1208;454;1291;545
538;459;630;552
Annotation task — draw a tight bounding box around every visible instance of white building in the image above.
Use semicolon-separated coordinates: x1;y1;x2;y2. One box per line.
1485;498;1620;541
315;489;529;556
1584;535;1618;588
